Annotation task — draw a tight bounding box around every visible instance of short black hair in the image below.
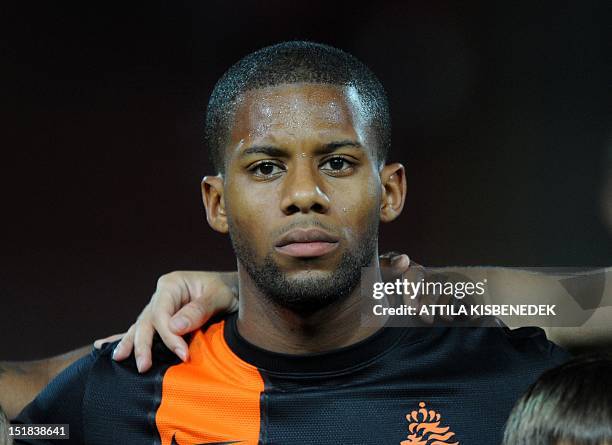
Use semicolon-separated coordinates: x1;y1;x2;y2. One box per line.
502;353;612;445
204;41;391;174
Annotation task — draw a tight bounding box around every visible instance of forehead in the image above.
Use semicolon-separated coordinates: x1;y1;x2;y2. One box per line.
228;83;368;148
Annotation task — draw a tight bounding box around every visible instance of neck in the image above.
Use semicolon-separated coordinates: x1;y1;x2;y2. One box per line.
235;256;385;354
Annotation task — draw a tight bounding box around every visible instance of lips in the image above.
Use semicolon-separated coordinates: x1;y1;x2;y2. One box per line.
274;228;340;258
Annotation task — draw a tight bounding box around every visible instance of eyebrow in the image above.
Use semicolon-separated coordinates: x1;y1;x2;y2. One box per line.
316;140;363;155
241;145;288;157
240;140;363;158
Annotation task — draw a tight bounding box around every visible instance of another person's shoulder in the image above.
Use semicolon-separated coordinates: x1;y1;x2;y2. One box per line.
12;346;100;443
422;317;571;371
487;320;570;367
12;339;160;418
14;338;182;443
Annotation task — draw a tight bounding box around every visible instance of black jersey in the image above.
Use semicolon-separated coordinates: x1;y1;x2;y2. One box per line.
15;313;569;444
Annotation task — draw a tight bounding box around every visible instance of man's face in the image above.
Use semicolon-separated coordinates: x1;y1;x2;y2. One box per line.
206;83;398;312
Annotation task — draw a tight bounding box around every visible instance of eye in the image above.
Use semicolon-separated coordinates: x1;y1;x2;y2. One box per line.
249;161;285;179
320;156;355;175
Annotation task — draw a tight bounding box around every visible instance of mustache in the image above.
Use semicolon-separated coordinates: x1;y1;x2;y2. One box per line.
271;219;338;239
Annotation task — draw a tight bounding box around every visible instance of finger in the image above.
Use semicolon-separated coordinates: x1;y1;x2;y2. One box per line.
133;318;155;373
379;251;403;274
403;261;426;284
389;254;410;275
168;285;237;335
93;333;125;350
381;254;410;281
168;300;214;335
151;286;186;332
112;324;135;361
158;330;190;363
153;273;188;311
151;310;190;363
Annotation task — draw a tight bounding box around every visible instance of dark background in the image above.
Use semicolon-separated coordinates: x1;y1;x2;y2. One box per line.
1;1;611;359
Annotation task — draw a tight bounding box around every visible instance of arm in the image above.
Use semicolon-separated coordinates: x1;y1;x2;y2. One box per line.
0;271;240;417
423;266;612;354
0;346;91;420
543;307;612;354
112;271;239;372
0;404;12;445
484;266;612;354
543;269;612;354
11;351;95;444
51;259;612;378
8;258;607;418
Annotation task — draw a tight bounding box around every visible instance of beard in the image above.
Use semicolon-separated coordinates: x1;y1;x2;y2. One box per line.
227;215;379;314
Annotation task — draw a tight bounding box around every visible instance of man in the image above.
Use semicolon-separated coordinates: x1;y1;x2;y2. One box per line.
13;41;569;444
6;258;610;421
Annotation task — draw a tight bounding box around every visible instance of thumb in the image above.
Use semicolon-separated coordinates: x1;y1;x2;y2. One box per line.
380;253;411;281
169;283;238;335
168;300;212;335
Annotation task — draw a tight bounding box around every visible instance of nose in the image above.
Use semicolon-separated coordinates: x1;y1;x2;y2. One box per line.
280;162;331;215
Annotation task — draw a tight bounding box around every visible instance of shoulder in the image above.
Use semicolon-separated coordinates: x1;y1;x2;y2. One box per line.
12;338;167;419
420;318;571;370
500;324;570;359
484;319;571;366
13;346;99;441
14;338;183;443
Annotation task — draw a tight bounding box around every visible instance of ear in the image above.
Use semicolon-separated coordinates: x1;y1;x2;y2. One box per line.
379;163;406;223
201;175;228;234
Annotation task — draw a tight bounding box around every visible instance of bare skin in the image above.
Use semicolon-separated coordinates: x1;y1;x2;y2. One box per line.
1;83;610;419
0;254;412;420
202;82;406;353
0;81;407;419
0;346;91;421
0;406;12;445
0;74;410;419
2;262;610;419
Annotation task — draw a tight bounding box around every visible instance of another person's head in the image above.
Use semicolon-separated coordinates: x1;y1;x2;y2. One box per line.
502;353;612;445
201;41;406;314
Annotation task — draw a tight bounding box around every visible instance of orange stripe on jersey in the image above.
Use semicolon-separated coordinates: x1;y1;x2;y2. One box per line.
155;320;264;445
